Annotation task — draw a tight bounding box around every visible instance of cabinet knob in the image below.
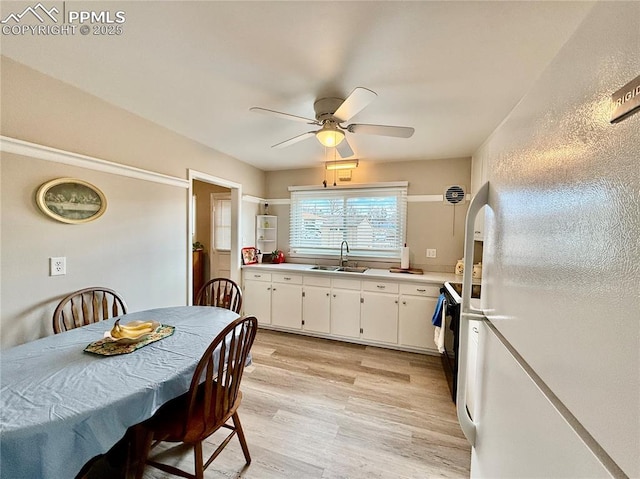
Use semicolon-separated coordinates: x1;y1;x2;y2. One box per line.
284;277;291;280
417;288;426;292
402;301;407;305
376;285;385;289
326;293;330;297
395;300;398;304
272;288;276;291
333;294;336;298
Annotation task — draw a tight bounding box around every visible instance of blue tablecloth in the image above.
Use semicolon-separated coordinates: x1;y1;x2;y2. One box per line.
0;306;240;479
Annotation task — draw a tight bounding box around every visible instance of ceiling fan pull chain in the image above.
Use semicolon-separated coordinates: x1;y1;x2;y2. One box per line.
323;146;328;187
333;147;337;186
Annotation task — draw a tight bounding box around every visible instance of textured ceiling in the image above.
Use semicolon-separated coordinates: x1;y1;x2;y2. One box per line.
0;1;595;170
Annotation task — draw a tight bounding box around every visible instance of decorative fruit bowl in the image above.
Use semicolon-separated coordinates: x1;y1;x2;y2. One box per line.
103;319;160;344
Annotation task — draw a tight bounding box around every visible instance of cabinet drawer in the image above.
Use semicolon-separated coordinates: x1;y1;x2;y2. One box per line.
331;278;361;290
399;283;440;297
362;280;399;294
244;272;271;282
304;275;331;287
272;273;303;284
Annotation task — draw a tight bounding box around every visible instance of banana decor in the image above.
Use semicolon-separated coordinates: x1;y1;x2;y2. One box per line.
110;319;158;340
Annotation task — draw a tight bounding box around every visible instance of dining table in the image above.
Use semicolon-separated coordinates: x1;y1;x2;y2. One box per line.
0;305;240;479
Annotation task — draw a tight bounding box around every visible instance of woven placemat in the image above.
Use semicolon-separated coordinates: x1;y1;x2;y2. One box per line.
84;325;175;356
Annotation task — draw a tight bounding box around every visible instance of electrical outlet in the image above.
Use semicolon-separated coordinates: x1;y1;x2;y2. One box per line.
50;257;66;276
426;249;437;258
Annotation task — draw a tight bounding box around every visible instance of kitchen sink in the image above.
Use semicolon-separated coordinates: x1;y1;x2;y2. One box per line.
336;266;369;273
310;265;369;273
310;265;340;271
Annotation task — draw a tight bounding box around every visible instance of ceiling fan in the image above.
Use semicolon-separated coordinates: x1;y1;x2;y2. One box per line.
250;87;415;158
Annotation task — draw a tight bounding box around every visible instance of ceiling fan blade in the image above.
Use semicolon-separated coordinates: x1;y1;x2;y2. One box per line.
272;131;317;149
347;123;415;138
333;87;377;123
250;107;318;125
336;138;354;158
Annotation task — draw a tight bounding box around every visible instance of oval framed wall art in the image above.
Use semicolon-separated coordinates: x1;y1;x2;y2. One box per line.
36;178;107;224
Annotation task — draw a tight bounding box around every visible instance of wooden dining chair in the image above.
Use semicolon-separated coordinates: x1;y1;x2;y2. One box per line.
195;278;243;314
52;287;128;334
134;315;258;479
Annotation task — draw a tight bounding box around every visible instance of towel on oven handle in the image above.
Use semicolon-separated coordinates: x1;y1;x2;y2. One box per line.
431;293;445;327
432;293;446;353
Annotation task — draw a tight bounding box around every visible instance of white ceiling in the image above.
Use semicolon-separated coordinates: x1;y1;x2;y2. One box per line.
1;1;595;171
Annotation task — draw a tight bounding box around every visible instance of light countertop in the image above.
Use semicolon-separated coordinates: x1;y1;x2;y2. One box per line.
242;262;463;285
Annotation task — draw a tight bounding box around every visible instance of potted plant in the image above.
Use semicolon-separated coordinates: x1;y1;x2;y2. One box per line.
192;241;205;252
271;249;285;264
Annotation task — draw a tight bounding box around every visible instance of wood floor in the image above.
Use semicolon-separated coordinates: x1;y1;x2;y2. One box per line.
138;329;471;479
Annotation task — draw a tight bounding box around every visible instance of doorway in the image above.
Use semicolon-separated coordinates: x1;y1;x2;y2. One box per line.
210;192;231;279
188;171;241;305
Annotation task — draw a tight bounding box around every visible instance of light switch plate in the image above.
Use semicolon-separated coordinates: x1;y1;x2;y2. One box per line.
426;249;437;258
50;257;66;276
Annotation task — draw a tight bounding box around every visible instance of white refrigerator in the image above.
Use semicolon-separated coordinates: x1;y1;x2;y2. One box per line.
456;3;639;478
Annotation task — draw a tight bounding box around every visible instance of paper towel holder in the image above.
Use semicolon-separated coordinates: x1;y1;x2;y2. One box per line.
401;243;410;269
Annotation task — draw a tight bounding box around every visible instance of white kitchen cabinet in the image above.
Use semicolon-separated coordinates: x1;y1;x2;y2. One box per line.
398;283;440;350
302;275;331;333
243;267;446;353
360;280;399;344
330;286;361;339
302;285;331;333
270;273;302;329
399;295;438;349
256;215;277;254
242;272;272;325
361;291;399;343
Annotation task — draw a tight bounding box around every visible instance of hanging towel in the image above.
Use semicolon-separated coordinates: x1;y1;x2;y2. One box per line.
432;293;445;327
432;293;446;353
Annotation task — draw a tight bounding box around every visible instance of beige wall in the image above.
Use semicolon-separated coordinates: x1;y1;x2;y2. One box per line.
0;57;266;348
265;157;471;272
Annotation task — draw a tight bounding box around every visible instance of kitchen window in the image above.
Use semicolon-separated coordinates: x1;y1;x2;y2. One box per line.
289;184;407;260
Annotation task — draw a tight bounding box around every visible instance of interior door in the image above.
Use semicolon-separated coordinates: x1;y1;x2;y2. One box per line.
211;194;231;278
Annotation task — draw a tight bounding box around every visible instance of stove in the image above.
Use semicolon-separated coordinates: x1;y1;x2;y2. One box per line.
441;281;481;402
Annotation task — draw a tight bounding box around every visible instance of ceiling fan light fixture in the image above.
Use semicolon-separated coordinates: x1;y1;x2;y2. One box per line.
316;125;345;147
325;159;359;170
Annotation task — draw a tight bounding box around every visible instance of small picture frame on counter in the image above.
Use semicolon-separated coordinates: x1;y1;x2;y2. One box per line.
241;247;258;265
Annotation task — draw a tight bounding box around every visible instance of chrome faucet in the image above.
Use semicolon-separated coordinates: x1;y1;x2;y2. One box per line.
340;240;350;267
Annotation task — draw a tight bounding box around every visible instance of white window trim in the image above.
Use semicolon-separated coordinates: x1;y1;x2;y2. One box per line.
288;181;408;192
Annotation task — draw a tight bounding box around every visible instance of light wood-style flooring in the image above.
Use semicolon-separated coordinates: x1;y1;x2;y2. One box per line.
140;329;471;479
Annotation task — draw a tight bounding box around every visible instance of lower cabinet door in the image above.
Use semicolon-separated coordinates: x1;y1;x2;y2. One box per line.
302;286;331;334
398;295;438;349
330;289;361;338
243;280;272;325
361;292;398;343
271;283;302;329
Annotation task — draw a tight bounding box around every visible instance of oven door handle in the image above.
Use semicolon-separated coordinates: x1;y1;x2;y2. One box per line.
456;181;489;447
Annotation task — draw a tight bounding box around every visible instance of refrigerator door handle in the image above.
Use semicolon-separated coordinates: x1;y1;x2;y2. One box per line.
462;181;488;316
456;181;490;446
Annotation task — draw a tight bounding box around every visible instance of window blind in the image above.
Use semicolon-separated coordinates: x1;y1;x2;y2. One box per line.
289;186;407;259
214;199;231;251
